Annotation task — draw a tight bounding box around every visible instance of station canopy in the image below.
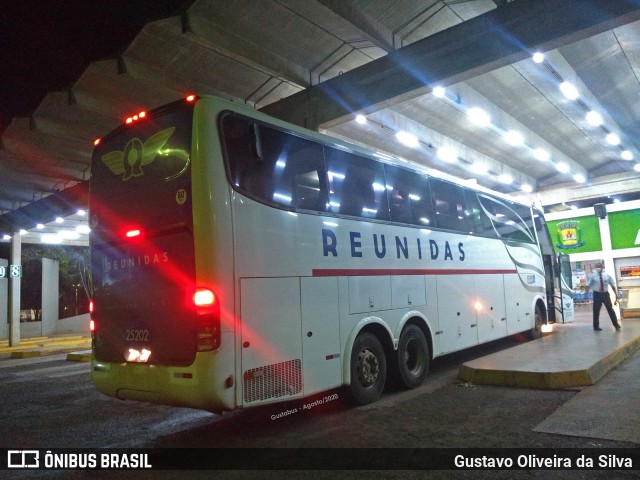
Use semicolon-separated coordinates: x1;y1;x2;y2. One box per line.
2;0;640;245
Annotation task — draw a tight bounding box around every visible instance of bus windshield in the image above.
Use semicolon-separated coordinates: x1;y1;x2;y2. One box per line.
90;101;197;366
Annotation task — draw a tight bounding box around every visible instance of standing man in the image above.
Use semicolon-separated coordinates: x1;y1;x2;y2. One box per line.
585;262;621;331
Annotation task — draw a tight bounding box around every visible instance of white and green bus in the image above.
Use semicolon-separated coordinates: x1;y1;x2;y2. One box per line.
90;95;563;411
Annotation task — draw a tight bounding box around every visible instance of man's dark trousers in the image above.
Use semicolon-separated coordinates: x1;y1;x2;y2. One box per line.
592;291;620;329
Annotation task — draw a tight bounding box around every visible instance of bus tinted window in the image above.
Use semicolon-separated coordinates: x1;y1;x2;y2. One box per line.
464;190;495;237
325;148;389;220
221;114;327;212
384;165;433;227
430;179;474;233
477;194;535;244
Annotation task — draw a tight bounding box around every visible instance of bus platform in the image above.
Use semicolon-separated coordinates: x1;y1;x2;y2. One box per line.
0;334;91;361
459;306;640;389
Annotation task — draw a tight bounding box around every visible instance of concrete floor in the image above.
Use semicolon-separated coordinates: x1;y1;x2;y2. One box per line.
459;305;640;388
460;305;640;444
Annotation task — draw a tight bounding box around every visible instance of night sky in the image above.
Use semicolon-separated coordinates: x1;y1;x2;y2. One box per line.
0;0;194;134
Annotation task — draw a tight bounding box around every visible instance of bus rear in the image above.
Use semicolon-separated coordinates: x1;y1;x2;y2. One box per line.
89;98;231;411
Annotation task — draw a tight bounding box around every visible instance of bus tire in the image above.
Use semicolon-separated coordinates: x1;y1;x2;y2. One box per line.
347;332;387;405
392;324;429;389
529;304;544;340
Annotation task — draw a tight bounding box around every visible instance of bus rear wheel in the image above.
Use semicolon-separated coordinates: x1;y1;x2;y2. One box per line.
347;332;387;405
392;324;429;389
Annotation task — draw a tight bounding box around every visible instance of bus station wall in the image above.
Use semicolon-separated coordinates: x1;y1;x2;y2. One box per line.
545;200;640;314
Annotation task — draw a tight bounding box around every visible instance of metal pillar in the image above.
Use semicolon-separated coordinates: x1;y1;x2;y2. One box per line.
8;232;21;346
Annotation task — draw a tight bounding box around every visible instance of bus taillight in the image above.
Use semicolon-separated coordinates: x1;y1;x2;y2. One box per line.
89;299;96;349
194;288;220;351
125;228;141;239
194;289;215;306
185;94;197;103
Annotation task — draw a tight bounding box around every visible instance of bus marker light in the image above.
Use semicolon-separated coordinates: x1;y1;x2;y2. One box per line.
125;229;141;238
89;300;94;313
90;320;95;332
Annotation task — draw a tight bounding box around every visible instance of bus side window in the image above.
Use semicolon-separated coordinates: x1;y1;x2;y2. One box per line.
430;179;469;233
221;114;328;212
325;148;389;220
384;165;433;227
259;127;326;211
220;115;271;199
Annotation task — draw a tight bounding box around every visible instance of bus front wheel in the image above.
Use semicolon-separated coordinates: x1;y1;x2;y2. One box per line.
392;324;429;389
347;332;387;405
530;304;544;340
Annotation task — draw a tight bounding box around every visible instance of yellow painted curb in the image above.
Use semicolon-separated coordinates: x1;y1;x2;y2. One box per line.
10;350;42;359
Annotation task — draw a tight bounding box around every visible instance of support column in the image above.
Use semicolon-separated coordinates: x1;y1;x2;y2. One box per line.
8;232;21;346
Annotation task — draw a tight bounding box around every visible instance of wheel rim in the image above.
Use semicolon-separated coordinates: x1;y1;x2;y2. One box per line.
404;337;425;375
356;347;380;387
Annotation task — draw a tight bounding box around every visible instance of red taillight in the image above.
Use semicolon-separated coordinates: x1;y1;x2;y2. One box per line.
194;288;220;351
93;138;101;146
89;300;96;348
194;289;215;306
186;94;197;103
125;229;141;238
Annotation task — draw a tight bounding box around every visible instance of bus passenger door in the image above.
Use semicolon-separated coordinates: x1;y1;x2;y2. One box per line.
300;277;342;396
240;277;304;405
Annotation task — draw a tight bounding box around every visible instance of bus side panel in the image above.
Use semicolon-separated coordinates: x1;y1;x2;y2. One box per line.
476;274;507;344
391;275;426;309
240;277;304;406
437;275;478;354
348;276;392;314
504;274;533;334
301;277;342;396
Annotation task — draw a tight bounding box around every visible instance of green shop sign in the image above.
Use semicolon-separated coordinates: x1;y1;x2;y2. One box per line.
546;216;602;253
608;209;640;250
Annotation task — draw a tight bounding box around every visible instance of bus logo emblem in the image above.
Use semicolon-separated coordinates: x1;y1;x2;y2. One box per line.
100;127;175;180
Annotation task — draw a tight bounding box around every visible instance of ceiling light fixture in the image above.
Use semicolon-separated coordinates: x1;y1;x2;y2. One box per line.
556;162;570;173
585;111;603;126
532;148;550;162
355;114;367;125
605;133;621;145
532;52;545;63
437;146;457;163
498;173;513;184
621;150;633;161
467;107;491;127
559;81;579;100
573;174;586;183
503;130;524;146
396;131;419;148
432;86;446;98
